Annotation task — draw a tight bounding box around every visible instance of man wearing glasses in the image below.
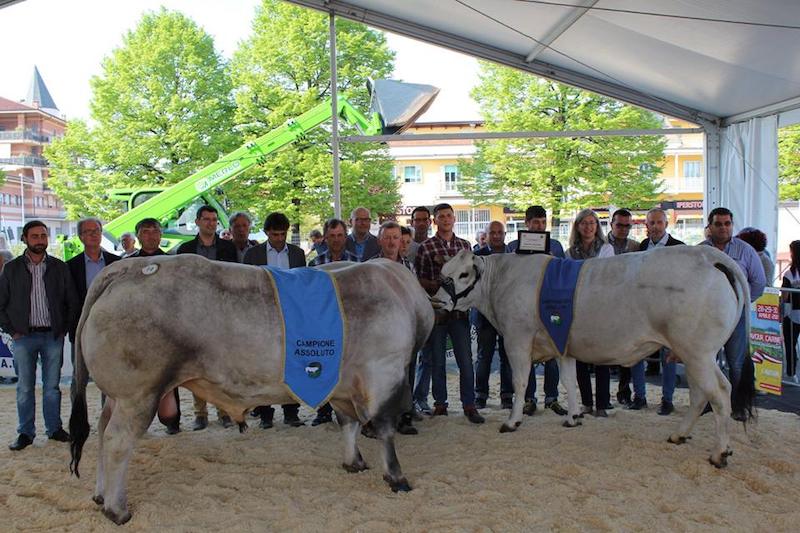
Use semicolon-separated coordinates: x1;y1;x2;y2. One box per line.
345;207;379;262
701;207;765;420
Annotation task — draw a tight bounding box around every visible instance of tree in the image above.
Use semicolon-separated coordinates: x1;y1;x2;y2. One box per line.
229;0;398;224
779;124;800;200
459;62;666;221
45;9;236;220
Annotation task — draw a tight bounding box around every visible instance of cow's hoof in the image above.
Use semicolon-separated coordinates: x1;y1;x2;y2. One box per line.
238;422;248;433
92;494;104;506
102;507;132;525
668;435;689;445
562;420;579;428
709;454;728;469
384;475;412;493
499;423;516;433
342;461;369;473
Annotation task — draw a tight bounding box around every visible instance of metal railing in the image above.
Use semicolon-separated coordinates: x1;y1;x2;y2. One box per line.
0;129;51;143
0;155;49;167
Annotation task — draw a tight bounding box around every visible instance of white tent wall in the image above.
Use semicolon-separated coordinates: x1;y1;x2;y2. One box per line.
706;116;779;259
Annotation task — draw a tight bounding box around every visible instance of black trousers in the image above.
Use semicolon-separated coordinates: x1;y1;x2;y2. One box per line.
577;362;611;409
783;317;799;377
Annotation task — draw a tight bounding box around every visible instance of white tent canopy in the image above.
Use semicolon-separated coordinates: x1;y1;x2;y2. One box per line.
289;0;800;256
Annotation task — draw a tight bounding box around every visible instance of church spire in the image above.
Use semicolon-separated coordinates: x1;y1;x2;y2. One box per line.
25;65;58;111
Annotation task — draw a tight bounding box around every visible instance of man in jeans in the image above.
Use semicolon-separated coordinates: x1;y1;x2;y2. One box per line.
415;203;484;424
0;220;79;451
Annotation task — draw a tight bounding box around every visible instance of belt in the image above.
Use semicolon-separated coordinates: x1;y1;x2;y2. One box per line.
29;327;52;333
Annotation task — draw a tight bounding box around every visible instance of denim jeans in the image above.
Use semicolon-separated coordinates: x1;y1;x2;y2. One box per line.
430;316;475;409
413;345;432;406
631;360;646;400
720;309;748;390
12;332;65;437
474;322;512;401
576;362;610;409
525;359;560;404
660;349;677;403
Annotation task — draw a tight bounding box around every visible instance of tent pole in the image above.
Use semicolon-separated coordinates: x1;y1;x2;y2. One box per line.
329;11;341;219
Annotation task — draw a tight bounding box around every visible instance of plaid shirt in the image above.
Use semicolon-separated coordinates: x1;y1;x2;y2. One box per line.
308;249;358;266
415;233;471;287
24;251;51;328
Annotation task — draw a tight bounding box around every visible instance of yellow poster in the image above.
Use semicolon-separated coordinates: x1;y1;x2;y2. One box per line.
750;288;783;395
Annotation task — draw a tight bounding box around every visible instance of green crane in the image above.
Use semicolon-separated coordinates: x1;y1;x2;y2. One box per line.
61;80;438;260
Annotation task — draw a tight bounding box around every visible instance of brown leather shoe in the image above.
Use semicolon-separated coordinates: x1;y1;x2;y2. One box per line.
464;407;485;424
432;404;448;416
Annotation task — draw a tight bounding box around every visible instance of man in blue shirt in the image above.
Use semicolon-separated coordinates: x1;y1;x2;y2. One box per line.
345;207;379;262
509;206;567;416
701;207;765;420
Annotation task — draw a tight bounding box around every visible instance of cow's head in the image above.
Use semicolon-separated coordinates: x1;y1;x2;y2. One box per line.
433;249;484;312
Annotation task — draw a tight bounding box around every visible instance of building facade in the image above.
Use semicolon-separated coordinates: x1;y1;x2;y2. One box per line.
388;117;706;245
0;67;73;245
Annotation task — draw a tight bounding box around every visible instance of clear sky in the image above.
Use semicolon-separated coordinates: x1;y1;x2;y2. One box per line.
0;0;480;123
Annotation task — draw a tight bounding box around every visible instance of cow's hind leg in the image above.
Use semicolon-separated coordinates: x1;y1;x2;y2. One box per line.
669;355;731;466
335;410;368;473
93;397;115;506
100;397;157;525
558;357;582;427
373;414;411;493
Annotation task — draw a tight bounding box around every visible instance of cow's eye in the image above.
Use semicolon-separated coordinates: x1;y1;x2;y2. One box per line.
459;273;469;279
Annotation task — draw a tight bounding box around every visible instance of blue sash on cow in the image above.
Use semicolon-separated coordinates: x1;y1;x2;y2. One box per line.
538;257;585;356
263;266;345;408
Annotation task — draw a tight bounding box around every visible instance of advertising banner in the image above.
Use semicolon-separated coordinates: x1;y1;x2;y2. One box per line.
750;288;783;395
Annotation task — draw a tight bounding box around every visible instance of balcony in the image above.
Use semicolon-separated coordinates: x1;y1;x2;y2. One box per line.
661;175;703;194
0;129;51;143
0;155;49;167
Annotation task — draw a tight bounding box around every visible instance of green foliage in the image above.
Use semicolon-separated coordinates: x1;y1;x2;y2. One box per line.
459;62;666;219
779;124;800;200
45;9;236;220
229;0;398;223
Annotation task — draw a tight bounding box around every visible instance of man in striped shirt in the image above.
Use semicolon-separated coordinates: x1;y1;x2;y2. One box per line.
0;221;79;451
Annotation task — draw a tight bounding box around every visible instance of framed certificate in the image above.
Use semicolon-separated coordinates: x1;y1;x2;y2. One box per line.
516;230;550;254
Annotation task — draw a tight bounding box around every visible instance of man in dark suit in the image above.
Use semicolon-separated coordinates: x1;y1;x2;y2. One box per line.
345;207;379;262
630;207;685;415
244;212;306;428
177;206;237;430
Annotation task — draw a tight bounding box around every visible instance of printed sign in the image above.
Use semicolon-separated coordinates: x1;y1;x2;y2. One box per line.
750;287;783;395
0;327;15;378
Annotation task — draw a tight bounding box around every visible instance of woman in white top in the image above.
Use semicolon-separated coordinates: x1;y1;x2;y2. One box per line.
781;240;800;381
565;209;614;416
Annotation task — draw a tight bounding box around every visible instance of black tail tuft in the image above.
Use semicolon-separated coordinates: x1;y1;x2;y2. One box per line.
732;355;757;425
69;391;91;478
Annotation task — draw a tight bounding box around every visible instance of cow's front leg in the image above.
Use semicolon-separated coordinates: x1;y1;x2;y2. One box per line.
373;414;411;492
500;352;530;433
558;356;581;427
93;397;115;505
100;398;156;525
335;411;368;473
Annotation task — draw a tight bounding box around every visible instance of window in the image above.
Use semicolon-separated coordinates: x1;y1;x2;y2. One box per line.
402;165;422;184
683;161;702;178
443;164;460;192
454;208;490;239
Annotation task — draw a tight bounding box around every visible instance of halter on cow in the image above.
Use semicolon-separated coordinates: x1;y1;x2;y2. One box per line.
434;247;755;467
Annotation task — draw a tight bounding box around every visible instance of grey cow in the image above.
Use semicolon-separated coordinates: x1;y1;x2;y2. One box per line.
433;246;755;468
69;255;434;524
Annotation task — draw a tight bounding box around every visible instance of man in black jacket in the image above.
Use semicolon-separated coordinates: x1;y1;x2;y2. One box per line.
629;207;685;415
177;206;237;430
0;220;79;450
244;212;306;428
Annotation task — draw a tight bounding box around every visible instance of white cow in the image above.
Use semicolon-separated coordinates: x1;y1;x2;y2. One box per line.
69;255;434;524
433;246;754;467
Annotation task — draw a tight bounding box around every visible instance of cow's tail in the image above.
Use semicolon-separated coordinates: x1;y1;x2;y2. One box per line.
69;266;120;477
714;257;756;425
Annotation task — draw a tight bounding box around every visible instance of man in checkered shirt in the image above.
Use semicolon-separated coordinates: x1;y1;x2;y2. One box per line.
414;203;484;424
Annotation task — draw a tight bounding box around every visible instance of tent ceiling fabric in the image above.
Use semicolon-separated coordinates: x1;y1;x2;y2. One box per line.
287;0;800;125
